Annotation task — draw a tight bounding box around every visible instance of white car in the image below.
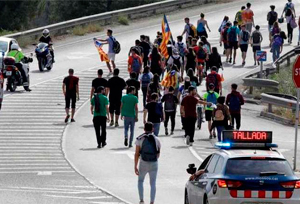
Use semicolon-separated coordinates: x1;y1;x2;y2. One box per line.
0;37;21;69
185;131;300;204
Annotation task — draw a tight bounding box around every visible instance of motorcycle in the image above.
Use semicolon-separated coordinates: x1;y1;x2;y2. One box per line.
3;56;33;92
34;43;53;72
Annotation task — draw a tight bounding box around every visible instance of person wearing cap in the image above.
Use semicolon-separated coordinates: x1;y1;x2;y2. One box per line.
181;86;210;146
203;83;219;139
267;5;278;46
90;86;110;148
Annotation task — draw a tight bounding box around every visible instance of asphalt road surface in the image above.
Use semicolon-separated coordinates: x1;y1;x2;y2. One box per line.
1;0;300;203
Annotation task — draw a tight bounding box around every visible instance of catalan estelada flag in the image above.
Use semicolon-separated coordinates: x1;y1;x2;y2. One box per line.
161;70;179;89
160;14;172;59
94;39;110;62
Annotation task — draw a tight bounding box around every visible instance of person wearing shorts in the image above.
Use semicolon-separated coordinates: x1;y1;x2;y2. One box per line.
251;25;263;66
63;69;79;123
107;68;127;127
227;21;240;64
96;29;116;76
239;24;250;66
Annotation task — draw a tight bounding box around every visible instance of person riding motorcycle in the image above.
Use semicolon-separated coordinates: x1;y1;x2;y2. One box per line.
39;29;55;63
7;44;31;91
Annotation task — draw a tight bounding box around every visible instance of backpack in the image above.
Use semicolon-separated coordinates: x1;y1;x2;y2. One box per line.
242;31;249;42
285;2;292;12
110;37;121;54
131;56;140;73
228;27;237;42
222;28;229;42
141;73;151;88
214;107;225;121
172;56;181;69
94;94;101;113
206;73;218;88
273;35;283;46
197;22;205;32
252;31;261;44
177;42;185;57
229;94;240;112
206;92;217;105
236;11;242;23
197;48;206;60
155;103;163;118
140;134;158;162
268;11;277;25
189;24;197;38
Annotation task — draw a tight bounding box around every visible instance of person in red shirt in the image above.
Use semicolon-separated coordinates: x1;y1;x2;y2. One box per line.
181;86;210;146
128;49;142;79
242;2;255;33
62;69;79;123
206;66;222;94
226;83;245;130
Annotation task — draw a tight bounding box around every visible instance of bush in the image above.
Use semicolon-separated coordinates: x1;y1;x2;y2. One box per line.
118;16;129;25
0;29;15;37
72;24;103;36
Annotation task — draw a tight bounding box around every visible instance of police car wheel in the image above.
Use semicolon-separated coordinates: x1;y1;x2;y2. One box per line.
184;189;189;204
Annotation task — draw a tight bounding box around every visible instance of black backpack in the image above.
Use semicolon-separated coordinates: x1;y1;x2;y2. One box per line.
110;37;121;54
140;134;158;162
268;11;278;25
252;31;261;44
242;31;249;42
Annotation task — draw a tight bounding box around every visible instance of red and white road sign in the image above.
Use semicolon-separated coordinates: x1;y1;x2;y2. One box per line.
293;55;300;88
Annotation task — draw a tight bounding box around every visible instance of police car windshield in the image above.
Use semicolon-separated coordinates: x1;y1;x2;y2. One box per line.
225;158;294;176
0;41;7;52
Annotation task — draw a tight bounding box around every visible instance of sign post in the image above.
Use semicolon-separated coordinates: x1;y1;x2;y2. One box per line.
256;51;267;78
292;55;300;170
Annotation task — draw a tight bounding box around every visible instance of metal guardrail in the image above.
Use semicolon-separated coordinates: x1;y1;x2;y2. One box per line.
261;93;298;113
242;78;279;95
274;46;300;72
4;0;211;40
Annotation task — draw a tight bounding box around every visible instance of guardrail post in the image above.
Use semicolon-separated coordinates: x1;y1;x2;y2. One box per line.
287;57;291;66
249;86;253;95
276;63;280;73
268;104;273;113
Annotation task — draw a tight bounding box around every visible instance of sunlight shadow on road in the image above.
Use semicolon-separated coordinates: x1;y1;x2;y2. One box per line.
171;146;189;149
110;147;131;151
82;124;94;128
80;148;100;151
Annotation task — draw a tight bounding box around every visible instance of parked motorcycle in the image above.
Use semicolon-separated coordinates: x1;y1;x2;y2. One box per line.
34;43;53;72
3;56;33;92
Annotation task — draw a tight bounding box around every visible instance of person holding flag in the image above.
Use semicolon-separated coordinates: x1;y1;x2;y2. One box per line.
93;38;110;64
160;14;173;60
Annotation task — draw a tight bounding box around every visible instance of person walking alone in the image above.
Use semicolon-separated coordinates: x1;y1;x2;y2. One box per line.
63;68;79;123
226;83;244;130
135;122;161;204
121;86;138;148
91;86;109;148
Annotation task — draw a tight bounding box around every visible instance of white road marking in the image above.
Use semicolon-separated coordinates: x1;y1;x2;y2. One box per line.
112;151;135;160
0;170;75;174
188;146;204;162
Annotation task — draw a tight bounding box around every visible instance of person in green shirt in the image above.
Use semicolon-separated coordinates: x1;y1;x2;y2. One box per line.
203;83;219;139
91;86;110;148
121;86;138;147
7;44;31;91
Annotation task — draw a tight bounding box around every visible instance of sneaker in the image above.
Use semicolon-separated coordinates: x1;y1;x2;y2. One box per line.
242;61;245;66
165;128;169;135
233;61;236;65
107;72;113;76
185;136;190;146
170;131;174;135
71;119;75;122
213;132;216;138
189;142;193;146
139;201;145;204
209;135;213;139
229;58;232;63
124;138;128;147
254;62;256;66
110;121;114;126
102;142;107;148
129;144;133;148
258;61;260;65
65;115;70;123
97;144;101;148
115;122;119;127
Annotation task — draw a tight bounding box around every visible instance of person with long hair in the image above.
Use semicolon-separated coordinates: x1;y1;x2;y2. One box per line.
149;47;162;76
207;47;222;72
139;66;154;109
185;48;197;73
270;21;281;47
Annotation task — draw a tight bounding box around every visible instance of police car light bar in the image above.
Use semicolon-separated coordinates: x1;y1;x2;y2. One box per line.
215;131;278;149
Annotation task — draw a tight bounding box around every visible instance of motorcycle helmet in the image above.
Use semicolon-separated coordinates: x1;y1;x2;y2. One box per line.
10;43;19;51
42;29;50;37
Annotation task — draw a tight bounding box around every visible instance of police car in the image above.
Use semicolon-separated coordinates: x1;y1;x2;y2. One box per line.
185;131;300;204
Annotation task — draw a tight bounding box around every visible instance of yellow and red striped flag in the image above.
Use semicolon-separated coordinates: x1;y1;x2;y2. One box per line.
94;39;110;62
160;14;172;59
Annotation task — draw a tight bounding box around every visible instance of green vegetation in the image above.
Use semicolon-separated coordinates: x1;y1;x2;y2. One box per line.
72;24;103;36
270;64;296;96
0;0;162;33
118;16;129;25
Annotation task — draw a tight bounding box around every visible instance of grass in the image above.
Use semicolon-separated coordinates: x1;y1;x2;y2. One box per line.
72;23;103;36
118;16;129;25
0;29;15;36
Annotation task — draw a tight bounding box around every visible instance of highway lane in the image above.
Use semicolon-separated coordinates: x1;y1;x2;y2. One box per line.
1;0;299;203
64;0;300;204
